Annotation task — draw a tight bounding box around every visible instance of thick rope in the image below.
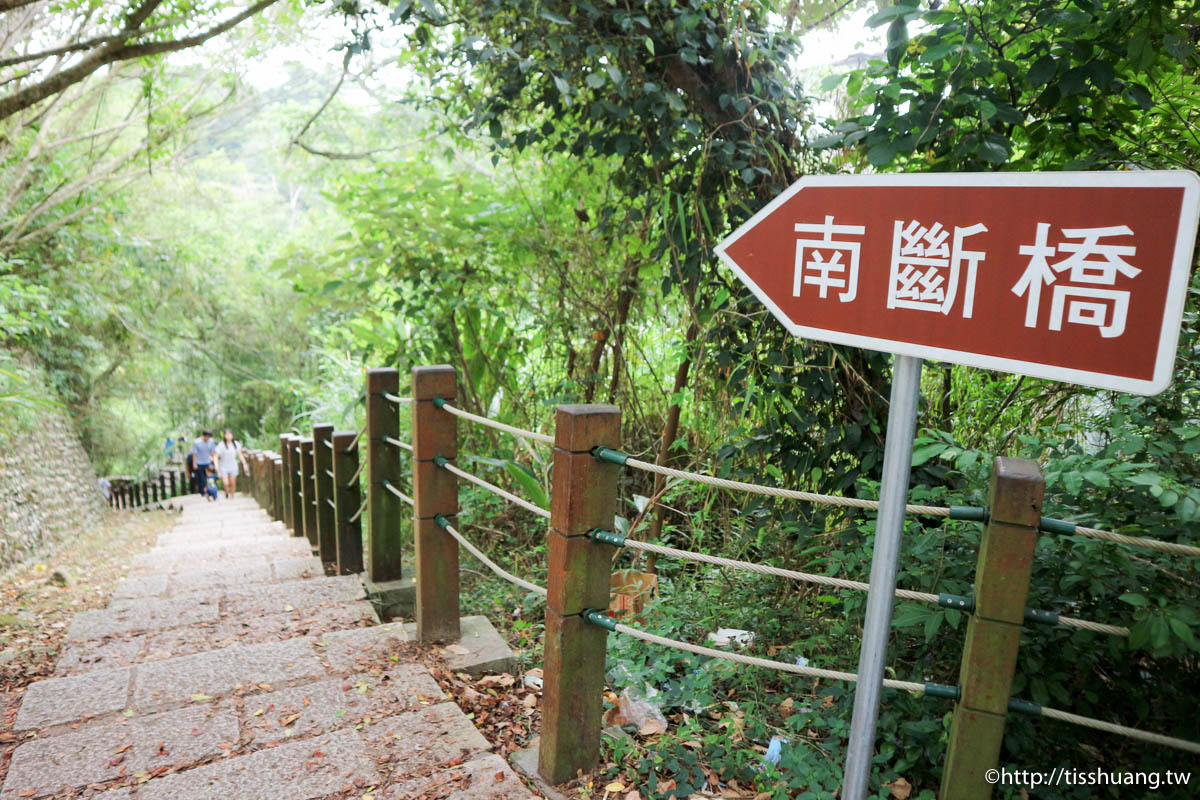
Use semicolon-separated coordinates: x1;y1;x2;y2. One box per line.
622;456;950;517
382;480;414;506
325;498;335;509
343;427;365;454
1071;525;1200;558
609;622;923;693
440;519;548;597
616;538;1127;637
437;460;551;520
437;402;555;446
383;392;412;405
348;500;366;523
324;469;334;479
618;538;937;603
384;435;413;452
322;439;334;450
1055;616;1130;637
1036;706;1200;754
343;461;365;488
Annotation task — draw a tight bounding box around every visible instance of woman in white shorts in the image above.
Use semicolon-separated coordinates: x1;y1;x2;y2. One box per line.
214;429;250;499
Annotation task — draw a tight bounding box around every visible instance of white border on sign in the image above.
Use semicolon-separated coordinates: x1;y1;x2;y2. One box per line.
713;171;1200;396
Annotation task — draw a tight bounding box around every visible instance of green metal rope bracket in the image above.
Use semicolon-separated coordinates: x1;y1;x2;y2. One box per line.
432;396;447;410
433;455;449;468
1038;516;1077;536
433;513;451;530
923;682;961;701
1007;697;1043;715
592;446;629;466
581;608;617;631
588;529;627;547
948;506;988;522
938;593;975;612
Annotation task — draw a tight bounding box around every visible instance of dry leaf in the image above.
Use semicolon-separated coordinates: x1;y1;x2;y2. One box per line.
886;777;912;800
637;719;667;736
779;697;795;718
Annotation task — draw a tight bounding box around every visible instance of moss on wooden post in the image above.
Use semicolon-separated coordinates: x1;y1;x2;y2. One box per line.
312;424;337;564
366;368;404;581
539;404;620;785
412;365;459;644
941;457;1043;800
280;435;295;532
332;429;364;575
300;438;317;550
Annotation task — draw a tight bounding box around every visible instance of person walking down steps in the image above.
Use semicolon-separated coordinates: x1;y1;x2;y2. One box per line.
215;428;249;499
190;429;217;496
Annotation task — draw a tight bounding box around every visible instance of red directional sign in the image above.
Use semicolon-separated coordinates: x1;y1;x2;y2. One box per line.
715;172;1200;395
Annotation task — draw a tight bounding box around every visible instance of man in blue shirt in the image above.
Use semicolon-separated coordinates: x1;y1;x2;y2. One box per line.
191;430;218;496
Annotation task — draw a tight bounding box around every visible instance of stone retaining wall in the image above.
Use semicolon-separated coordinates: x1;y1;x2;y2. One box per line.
0;363;107;570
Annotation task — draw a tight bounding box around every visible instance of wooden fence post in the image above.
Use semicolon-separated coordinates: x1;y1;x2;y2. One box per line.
280;435;294;531
169;470;177;498
411;365;458;643
312;423;337;564
365;368;404;582
300;438;317;550
290;438;306;539
539;404;621;785
940;457;1044;800
270;455;280;525
332;430;364;575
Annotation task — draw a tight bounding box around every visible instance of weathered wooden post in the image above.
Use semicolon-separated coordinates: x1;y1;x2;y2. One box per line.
940;457;1044;800
312;423;337;564
332;430;364;575
539;404;621;784
412;365;458;643
269;457;280;520
280;435;294;531
169;470;177;498
290;438;306;539
365;368;405;582
300;438;317;550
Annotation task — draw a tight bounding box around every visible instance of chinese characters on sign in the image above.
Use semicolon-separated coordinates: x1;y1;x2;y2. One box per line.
793;216;1141;338
715;173;1200;395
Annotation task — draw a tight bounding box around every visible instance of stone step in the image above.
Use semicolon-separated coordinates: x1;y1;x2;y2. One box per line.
58;600;378;675
15;623;410;733
130;538;314;573
112;556;324;600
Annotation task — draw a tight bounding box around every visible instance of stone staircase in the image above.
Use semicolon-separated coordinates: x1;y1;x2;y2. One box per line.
2;495;535;799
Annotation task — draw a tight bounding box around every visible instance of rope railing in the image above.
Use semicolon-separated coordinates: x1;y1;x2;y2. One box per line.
584;613;1199;754
343;427;365;454
593;447;1197;558
434;456;551;520
435;515;547;597
324;468;334;479
592;447;954;518
322;439;334;450
1040;516;1200;558
343;461;365;488
383;392;412;405
589;530;1129;637
348;499;366;524
325;498;335;509
383;435;413;452
432;397;555;446
381;479;414;506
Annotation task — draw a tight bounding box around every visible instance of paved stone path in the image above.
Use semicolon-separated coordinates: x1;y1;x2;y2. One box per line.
3;495;535;799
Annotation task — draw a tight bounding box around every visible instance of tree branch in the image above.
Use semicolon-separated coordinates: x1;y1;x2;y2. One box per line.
0;0;278;120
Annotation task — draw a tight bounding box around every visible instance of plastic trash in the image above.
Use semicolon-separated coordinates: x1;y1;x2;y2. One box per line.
763;735;788;766
614;686;672;734
706;628;756;648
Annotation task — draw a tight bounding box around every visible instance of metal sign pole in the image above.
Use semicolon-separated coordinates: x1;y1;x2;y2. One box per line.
841;354;924;799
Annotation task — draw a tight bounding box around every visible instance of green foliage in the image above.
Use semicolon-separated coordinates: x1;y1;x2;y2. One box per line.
818;0;1200;172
